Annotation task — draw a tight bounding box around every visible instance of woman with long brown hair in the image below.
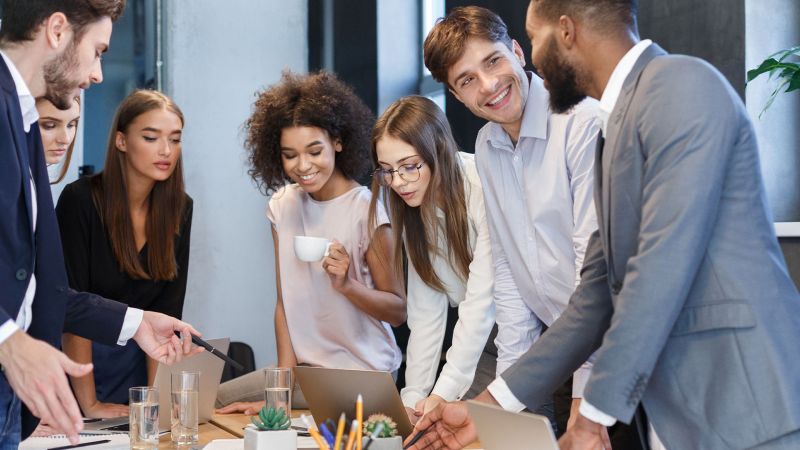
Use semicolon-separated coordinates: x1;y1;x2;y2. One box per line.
370;95;496;423
36;96;80;184
55;90;192;418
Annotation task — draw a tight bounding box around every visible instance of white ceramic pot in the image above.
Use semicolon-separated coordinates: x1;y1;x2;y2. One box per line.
244;425;297;450
362;435;403;450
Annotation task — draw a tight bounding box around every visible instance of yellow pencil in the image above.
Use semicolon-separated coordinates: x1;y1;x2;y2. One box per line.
301;414;330;450
334;412;346;450
344;419;358;450
356;394;363;450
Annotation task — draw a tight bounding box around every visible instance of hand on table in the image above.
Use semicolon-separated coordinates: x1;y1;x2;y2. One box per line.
0;331;92;444
403;401;478;450
133;311;204;364
216;401;265;415
83;400;129;419
559;412;613;450
322;240;351;292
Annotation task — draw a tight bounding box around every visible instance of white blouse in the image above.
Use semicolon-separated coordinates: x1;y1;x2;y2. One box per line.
401;152;496;408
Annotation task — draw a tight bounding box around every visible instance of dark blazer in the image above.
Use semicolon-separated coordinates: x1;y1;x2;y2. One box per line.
502;44;800;449
1;54;129;429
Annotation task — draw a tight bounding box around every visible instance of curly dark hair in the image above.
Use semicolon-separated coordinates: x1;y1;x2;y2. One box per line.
245;70;375;194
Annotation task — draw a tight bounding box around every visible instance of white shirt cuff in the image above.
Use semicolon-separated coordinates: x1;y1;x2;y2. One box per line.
0;320;20;346
572;365;592;398
117;308;144;345
486;376;526;413
579;398;617;427
400;388;426;410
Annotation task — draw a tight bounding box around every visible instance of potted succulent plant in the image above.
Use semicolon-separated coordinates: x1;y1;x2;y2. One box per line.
747;45;800;117
362;414;402;450
244;405;297;450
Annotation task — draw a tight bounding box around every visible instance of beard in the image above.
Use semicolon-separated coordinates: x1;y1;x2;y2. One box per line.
42;40;81;110
537;37;588;114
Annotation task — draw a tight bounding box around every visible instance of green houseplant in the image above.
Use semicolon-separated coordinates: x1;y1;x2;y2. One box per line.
747;45;800;117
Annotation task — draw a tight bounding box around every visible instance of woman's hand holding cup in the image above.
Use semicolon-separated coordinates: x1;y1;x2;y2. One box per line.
322;239;351;292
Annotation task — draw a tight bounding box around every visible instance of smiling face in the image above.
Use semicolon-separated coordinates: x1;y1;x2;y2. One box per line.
375;134;432;208
280;126;344;198
447;37;529;130
116;108;183;184
43;17;111;110
37;97;80;165
526;4;589;113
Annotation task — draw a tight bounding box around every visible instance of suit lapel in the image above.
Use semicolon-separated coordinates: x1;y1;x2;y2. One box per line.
0;57;35;240
601;44;668;259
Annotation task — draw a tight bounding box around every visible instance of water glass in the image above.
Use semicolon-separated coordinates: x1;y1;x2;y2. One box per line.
264;367;292;419
171;371;200;445
129;386;159;449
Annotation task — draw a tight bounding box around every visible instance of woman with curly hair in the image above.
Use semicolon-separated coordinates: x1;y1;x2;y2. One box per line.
217;71;405;414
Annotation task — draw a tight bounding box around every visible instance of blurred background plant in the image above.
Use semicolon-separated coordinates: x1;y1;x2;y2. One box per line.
747;46;800;117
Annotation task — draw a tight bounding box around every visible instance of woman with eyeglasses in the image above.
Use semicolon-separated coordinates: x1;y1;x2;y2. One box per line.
216;71;405;415
369;95;495;423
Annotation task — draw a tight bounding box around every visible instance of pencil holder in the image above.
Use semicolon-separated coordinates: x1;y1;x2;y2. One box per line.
362;435;403;450
244;425;297;450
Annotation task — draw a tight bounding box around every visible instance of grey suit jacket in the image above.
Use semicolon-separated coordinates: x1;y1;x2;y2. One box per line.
502;43;800;449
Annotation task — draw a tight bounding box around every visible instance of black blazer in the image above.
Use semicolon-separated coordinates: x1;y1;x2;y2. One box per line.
0;58;127;359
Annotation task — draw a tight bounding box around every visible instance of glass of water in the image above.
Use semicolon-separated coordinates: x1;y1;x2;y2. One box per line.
129;386;159;449
264;367;292;419
171;371;200;445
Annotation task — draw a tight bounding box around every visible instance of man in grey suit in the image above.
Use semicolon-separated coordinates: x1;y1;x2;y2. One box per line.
406;0;800;449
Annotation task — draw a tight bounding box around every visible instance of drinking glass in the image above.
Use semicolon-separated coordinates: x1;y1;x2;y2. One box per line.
171;371;200;445
264;367;292;419
129;386;159;449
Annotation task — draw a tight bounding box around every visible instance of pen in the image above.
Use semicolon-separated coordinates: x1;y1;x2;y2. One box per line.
356;394;363;450
403;428;428;450
320;421;336;447
48;439;111;450
334;412;346;450
344;419;358;450
362;422;384;450
173;331;244;371
301;414;331;450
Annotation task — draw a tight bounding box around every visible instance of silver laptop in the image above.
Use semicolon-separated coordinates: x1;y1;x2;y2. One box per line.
84;338;229;434
295;366;414;437
466;400;558;450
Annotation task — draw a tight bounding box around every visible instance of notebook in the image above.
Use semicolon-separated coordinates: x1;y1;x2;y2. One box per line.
19;432;129;449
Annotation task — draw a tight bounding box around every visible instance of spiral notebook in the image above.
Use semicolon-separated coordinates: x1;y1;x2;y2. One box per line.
19;432;130;449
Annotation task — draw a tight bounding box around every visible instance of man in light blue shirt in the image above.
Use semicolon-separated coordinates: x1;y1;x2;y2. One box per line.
423;5;603;438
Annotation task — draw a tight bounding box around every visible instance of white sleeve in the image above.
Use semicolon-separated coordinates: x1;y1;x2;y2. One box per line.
565;113;601;397
579;398;618;426
401;259;448;409
117;308;144;345
431;174;496;402
486;376;526;412
492;243;542;375
565;113;600;286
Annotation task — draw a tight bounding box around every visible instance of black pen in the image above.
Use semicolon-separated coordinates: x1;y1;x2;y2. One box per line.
403;428;428;449
48;438;111;450
174;332;245;371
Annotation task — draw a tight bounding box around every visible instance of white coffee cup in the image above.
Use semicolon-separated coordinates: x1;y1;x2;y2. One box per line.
293;236;332;262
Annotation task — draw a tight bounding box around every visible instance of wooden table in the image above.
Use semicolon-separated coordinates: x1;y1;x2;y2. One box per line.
209;412;483;449
157;421;237;448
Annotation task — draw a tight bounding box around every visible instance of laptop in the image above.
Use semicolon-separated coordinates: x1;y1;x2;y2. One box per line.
466;400;558;450
84;338;230;434
295;366;414;437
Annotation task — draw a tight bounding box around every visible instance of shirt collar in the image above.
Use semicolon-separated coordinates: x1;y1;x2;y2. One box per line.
486;73;548;148
597;39;652;136
0;50;39;133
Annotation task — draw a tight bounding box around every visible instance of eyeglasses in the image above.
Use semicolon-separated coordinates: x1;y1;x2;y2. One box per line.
373;163;425;187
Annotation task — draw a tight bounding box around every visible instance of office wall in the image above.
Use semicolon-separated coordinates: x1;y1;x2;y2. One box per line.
162;1;307;368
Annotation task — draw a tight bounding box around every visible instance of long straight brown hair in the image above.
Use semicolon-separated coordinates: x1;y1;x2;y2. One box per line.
91;89;186;280
369;96;472;292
